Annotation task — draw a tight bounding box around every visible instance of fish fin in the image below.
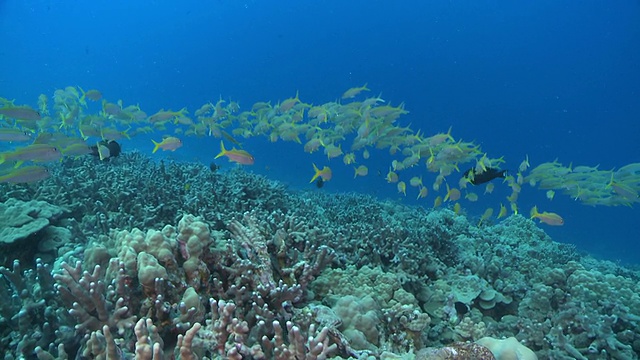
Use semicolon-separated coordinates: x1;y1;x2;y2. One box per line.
151;139;160;154
310;163;321;183
14;160;23;168
78;86;87;107
529;206;539;219
215;140;226;159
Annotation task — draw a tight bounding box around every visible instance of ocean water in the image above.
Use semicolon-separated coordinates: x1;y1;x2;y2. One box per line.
1;0;639;264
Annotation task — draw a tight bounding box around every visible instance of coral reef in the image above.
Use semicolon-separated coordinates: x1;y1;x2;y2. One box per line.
0;198;68;245
0;156;639;359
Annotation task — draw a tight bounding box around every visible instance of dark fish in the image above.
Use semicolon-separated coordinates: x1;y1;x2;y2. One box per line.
463;167;507;185
90;140;121;160
106;140;121;157
316;178;324;188
209;162;219;172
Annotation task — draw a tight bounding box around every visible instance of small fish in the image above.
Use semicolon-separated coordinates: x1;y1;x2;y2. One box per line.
497;203;507;219
409;176;422;187
310;163;332;183
607;175;639;202
510;202;519;215
102;100;123;116
453;202;461;214
304;138;322;153
433;195;443;208
215;141;255;165
97;142;110;160
444;184;461;202
478;208;494;226
417;186;428;199
465;192;479;202
458;176;470;189
61;143;93;157
354;165;368;178
323;143;343;159
221;129;241;146
0;105;41;121
37;94;49;115
279;90;301;113
148;108;188;123
530;206;564;226
343;152;356;165
152;136;183;153
397;181;407;196
90;140;121;160
546;190;555;201
0;165;49;183
385;168;399;183
79;87;103;105
341;83;370;99
463;167;507;185
0;144;61;167
0;128;32;142
518;155;530;173
425;127;454;147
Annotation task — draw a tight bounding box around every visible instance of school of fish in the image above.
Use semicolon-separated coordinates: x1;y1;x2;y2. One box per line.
1;85;639;226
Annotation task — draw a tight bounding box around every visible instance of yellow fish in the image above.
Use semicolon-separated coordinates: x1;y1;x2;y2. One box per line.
0;165;49;184
354;165;368;178
530;206;564;226
497;203;507;219
152;136;183;153
341;83;370;99
478;208;494;226
417;186;428;200
397;181;406;196
215;141;255;165
310;163;332;183
453;202;461;214
386;168;399;183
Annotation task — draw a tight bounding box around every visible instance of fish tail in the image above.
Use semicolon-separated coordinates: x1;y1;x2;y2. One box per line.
215;140;226;159
78;86;87;107
152;139;160;154
529;206;539;219
310;163;320;183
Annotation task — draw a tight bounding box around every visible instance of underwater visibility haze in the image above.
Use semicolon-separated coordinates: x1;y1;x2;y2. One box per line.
1;1;640;359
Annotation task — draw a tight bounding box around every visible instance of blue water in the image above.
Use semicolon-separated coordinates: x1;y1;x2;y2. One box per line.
2;0;639;263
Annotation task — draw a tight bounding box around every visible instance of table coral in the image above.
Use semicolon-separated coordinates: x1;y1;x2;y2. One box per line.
0;198;67;244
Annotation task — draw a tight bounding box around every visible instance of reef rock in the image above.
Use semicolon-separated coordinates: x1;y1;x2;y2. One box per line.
417;342;496;359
